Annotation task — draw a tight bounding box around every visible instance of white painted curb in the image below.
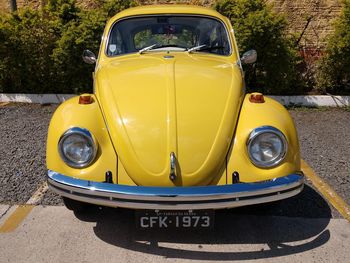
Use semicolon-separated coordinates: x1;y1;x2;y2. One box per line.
268;95;350;107
0;93;349;107
0;94;75;104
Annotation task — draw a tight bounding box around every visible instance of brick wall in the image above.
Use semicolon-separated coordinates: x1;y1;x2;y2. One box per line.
269;0;342;49
1;0;342;48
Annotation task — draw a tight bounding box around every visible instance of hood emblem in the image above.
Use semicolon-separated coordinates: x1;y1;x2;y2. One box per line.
169;152;176;181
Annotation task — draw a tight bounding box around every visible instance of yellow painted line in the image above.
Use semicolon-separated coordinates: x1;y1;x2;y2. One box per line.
0;181;48;233
302;159;350;222
26;182;48;205
1;162;348;232
0;102;9;107
0;205;34;233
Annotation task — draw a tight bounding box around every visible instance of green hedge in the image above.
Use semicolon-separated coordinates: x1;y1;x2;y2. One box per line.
0;0;137;94
1;0;348;95
214;0;304;95
316;0;350;95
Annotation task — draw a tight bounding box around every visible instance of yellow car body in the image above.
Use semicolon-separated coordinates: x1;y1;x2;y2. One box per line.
47;5;304;211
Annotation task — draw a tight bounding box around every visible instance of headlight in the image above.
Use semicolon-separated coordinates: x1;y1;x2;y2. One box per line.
247;126;287;168
58;127;97;168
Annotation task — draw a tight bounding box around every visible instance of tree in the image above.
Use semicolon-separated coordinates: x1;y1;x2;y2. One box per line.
214;0;303;94
316;0;350;94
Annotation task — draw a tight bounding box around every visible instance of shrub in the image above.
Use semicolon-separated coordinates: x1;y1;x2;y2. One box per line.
316;0;350;95
214;0;303;94
0;9;59;93
0;0;308;95
51;0;138;93
0;0;138;94
50;8;107;93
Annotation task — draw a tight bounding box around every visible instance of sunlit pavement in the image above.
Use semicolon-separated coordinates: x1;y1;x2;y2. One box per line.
0;159;349;262
0;204;349;263
1;104;349;262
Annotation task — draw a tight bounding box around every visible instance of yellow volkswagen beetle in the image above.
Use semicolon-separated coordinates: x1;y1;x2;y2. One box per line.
46;5;304;228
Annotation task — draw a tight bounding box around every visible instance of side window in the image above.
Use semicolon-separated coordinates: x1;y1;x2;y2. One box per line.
207;26;229;55
107;29;124;56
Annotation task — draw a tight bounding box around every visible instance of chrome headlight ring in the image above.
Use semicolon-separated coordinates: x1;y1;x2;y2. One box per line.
58;127;98;168
247;126;288;168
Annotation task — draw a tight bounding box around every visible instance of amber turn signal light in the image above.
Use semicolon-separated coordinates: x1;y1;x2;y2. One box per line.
79;95;93;104
249;93;265;103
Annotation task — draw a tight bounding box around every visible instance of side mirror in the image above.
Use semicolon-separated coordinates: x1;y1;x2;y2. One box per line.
240;50;257;65
82;50;97;64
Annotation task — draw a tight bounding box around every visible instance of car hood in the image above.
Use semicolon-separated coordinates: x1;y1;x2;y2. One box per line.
96;53;243;186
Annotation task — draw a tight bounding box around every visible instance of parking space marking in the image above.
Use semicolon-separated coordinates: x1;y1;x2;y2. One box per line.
0;182;48;233
0;205;34;233
26;182;48;205
1;161;349;232
302;159;350;222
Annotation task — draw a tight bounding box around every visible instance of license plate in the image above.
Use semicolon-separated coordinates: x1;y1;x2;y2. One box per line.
136;210;214;229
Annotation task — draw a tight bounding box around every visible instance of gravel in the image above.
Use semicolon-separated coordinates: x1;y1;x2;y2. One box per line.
41;188;62;205
0;103;349;216
0;103;57;204
290;108;350;205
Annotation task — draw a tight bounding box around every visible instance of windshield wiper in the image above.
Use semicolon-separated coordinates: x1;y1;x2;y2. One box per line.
188;45;225;53
139;44;158;54
139;44;187;54
155;44;187;49
187;44;207;53
140;44;224;54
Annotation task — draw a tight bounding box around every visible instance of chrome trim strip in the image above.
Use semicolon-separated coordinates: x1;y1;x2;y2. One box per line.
170;152;176;180
47;170;304;210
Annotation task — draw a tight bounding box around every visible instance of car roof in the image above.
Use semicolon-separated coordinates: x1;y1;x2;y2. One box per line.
110;5;228;22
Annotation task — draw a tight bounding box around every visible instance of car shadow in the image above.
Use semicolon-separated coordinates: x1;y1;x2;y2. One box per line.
74;184;332;261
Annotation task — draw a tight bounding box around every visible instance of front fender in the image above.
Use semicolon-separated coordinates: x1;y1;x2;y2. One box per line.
46;95;117;183
227;94;301;183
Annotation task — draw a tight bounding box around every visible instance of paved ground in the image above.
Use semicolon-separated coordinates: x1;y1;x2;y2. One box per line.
0;205;349;263
290;108;350;205
0;103;349;262
0;103;55;204
1;104;349;211
0;104;349;209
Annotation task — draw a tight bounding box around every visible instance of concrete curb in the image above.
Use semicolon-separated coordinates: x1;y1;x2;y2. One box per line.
0;94;75;104
0;93;349;107
268;95;350;107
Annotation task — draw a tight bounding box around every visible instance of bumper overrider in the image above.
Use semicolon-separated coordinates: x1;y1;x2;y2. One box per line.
47;170;304;210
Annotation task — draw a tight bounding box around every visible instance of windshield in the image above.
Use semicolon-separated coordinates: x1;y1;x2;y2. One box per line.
106;15;231;56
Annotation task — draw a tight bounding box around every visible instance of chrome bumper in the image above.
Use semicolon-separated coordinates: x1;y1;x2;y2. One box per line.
47;170;304;210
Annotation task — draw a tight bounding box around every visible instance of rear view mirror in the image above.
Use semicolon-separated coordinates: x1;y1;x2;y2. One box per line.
82;50;97;64
241;50;257;65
